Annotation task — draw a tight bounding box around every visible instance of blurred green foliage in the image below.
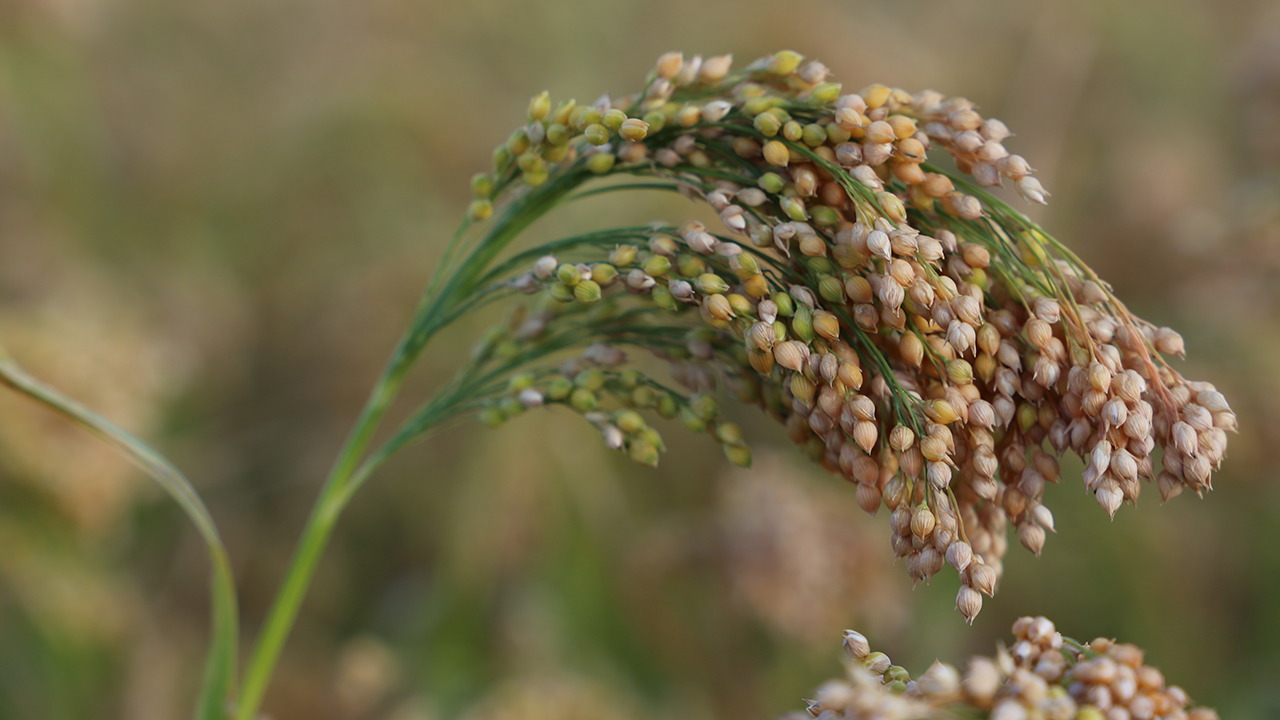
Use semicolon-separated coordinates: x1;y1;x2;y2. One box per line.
0;0;1278;717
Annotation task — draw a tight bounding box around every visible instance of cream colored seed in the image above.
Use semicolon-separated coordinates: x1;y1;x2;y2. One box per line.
698;54;733;83
619;117;650;141
762;140;790;167
865;120;896;144
911;506;936;539
897;136;926;162
813;311;841;339
861;83;891;109
655;51;683;79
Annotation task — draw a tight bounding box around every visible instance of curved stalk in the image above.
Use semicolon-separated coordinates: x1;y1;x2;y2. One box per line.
0;348;238;720
234;159;598;720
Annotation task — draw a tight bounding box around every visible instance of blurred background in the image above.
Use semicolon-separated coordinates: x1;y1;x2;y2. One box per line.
1;0;1278;717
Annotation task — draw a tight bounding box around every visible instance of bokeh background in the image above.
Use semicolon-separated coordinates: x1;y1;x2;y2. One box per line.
1;0;1278;717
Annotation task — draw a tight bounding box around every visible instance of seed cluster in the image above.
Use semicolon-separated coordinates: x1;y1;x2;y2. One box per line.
471;50;1235;620
791;617;1219;720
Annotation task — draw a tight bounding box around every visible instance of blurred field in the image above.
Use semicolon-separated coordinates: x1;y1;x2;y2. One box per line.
1;0;1278;717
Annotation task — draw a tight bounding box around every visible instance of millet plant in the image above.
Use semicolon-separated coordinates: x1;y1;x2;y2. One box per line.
0;50;1233;719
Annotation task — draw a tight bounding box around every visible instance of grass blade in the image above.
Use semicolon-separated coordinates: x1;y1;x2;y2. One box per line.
0;347;238;720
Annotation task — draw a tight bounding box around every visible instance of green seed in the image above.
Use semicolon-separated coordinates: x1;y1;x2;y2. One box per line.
716;422;744;445
492;145;512;171
781;196;808;222
517;152;544;173
603;108;627;130
696;273;730;295
641;427;665;452
542;143;570;163
498;396;524;416
584;123;610;146
826;123;851;144
728;293;754;316
651;284;677;311
577;107;603;130
557;263;582;286
792;307;815;342
570;388;598;412
724;444;752;467
753;112;781;137
549;283;575;303
528;91;552;121
690;394;719;421
808;82;841;105
573;279;602;304
731;252;759;278
590;263;618;285
801;123;827;147
772;291;795;317
575;369;605;391
609;245;638;267
546;377;573;400
806;256;834;274
467;199;492;222
818;274;844;303
758;172;785;194
507;128;531;155
551;99;576;125
676;254;706;278
656;394;677;418
680;406;706;433
742;96;776;116
810;205;840;227
628;438;659;467
642;110;666;134
478;406;506;427
644;255;672;277
522;166;548;187
546;123;571;145
587;152;616;174
632;386;655;408
768;50;804;75
616;410;646;434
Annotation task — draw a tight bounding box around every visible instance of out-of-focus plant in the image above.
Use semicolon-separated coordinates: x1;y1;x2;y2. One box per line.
793;616;1221;719
0;50;1234;719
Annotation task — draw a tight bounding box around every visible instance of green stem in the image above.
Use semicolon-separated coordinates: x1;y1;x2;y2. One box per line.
234;159;597;720
234;352;412;720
